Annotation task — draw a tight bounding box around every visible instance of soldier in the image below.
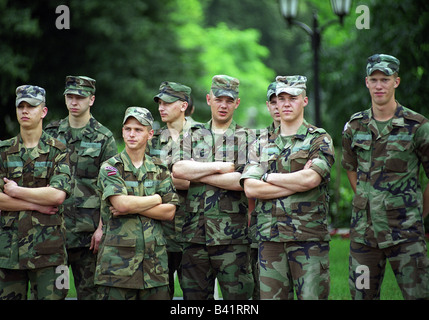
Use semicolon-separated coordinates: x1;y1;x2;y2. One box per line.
95;107;179;300
148;81;193;299
45;75;117;300
172;75;254;300
241;75;335;300
265;81;281;133
0;85;71;300
342;54;429;300
248;81;281;300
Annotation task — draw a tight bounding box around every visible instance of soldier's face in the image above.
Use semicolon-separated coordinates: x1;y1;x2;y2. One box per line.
366;71;400;108
16;101;47;129
277;92;308;124
65;94;94;118
158;99;187;123
122;117;154;151
266;95;280;123
206;92;239;125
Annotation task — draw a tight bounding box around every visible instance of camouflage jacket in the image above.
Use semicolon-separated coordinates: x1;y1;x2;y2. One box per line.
147;120;196;251
241;120;335;243
95;150;179;289
179;119;250;246
0;132;71;269
341;103;429;248
45;115;117;248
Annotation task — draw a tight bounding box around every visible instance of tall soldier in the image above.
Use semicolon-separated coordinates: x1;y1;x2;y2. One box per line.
0;85;71;300
95;107;179;300
149;81;193;299
173;75;254;300
342;54;429;300
241;75;335;300
45;76;117;299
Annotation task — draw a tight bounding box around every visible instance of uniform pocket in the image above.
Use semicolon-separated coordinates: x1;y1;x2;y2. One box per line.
76;144;102;178
99;234;137;277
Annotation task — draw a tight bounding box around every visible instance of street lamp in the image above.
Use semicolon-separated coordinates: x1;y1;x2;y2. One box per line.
279;0;352;127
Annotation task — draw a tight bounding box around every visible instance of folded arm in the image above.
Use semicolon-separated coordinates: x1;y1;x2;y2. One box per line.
265;168;322;193
0;191;59;215
243;178;295;200
109;193;175;221
108;194;162;214
3;178;66;206
172;160;235;181
198;172;243;191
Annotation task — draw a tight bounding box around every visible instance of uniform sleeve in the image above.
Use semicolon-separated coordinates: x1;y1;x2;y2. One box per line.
101;136;118;163
97;162;128;201
155;166;180;206
341;121;358;172
48;150;72;196
239;137;265;188
415;121;429;178
308;132;335;183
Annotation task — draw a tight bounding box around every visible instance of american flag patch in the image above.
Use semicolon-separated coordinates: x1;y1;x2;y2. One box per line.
105;166;118;176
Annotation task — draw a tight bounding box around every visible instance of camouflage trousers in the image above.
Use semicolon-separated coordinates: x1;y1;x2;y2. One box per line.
67;247;98;300
96;284;169;300
181;243;254;300
0;266;68;300
349;240;429;300
250;247;260;300
259;241;330;300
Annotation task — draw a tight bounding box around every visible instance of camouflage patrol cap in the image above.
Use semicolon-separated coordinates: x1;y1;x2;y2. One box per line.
63;75;96;97
275;75;307;96
15;85;46;107
123;106;154;127
153;81;192;103
267;81;277;100
366;54;400;76
211;75;239;99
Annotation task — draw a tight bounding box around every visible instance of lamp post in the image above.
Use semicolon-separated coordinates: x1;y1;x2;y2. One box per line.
279;0;351;127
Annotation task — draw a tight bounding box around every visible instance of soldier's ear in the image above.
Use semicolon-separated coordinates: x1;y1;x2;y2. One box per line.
41;105;48;119
394;77;400;88
89;95;95;107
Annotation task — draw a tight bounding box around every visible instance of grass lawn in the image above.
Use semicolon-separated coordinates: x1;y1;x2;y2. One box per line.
64;237;428;300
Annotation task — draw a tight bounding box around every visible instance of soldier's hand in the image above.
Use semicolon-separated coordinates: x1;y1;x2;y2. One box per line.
90;227;103;254
35;204;59;215
304;159;313;170
219;162;236;173
109;206;127;217
3;178;19;197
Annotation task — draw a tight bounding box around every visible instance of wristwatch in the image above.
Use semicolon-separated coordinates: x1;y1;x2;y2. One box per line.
261;173;269;182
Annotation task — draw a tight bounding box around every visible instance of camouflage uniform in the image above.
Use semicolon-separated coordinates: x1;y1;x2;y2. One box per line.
342;54;429;300
45;76;117;300
149;81;193;299
95;107;180;300
241;76;335;300
248;81;279;300
178;75;254;300
0;85;71;300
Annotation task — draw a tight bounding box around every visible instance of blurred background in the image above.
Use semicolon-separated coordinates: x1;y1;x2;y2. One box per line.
1;0;428;230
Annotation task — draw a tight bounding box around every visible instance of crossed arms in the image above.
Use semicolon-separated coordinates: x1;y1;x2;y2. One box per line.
0;177;66;215
242;160;322;200
172;160;243;191
108;193;176;221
